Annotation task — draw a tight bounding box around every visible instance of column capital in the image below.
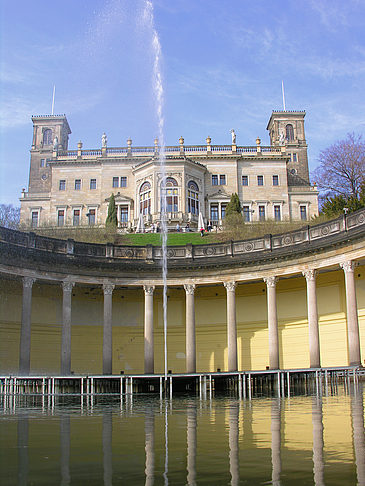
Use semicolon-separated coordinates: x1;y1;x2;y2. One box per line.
263;276;278;288
62;281;75;292
224;281;236;292
184;284;196;295
302;269;317;282
340;261;356;273
143;285;155;296
103;283;115;295
23;276;36;288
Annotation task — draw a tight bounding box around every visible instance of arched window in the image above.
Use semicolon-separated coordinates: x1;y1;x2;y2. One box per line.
43;129;53;145
161;177;178;213
285;124;294;142
187;180;199;215
139;181;151;215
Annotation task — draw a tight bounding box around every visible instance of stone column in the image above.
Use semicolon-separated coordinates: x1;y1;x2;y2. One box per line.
61;281;75;375
144;285;155;374
303;270;321;368
340;261;361;366
184;284;196;373
264;277;280;370
224;281;238;372
103;284;115;375
19;277;36;375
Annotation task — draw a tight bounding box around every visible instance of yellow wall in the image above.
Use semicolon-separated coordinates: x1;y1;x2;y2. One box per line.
0;269;364;374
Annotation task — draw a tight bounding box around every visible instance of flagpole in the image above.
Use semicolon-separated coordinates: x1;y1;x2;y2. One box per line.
281;80;286;112
51;85;56;115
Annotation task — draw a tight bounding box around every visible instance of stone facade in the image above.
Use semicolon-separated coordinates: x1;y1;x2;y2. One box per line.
20;111;318;229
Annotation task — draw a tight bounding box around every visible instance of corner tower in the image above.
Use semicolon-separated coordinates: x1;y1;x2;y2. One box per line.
28;115;71;193
267;111;309;186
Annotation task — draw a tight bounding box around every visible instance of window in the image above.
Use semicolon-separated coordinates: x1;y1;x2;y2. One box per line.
161;177;178;213
120;206;128;223
257;175;263;186
300;206;307;221
210;204;219;221
274;205;281;221
88;209;96;225
120;176;127;187
112;177;119;188
59;180;66;191
187;181;199;215
219;175;226;185
57;210;65;226
286;124;294;141
242;175;248;186
212;175;218;186
73;209;80;226
259;205;265;221
43;129;52;145
140;181;151;215
221;204;227;219
273;175;279;186
243;206;250;222
75;179;81;190
90;179;96;190
40;159;45;168
293;153;297;162
31;211;39;228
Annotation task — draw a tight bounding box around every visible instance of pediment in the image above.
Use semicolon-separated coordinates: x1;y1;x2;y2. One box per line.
208;189;231;200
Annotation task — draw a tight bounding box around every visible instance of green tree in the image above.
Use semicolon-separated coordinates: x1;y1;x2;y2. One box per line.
321;183;365;218
225;193;241;217
105;193;118;227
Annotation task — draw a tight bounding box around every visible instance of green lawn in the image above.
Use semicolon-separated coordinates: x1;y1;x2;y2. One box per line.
119;231;219;246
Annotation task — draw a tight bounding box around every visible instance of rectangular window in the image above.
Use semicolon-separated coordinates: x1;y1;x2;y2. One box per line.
75;179;81;190
257;175;264;186
221;204;227;219
210;204;219;221
57;210;65;226
59;180;66;191
274;205;281;221
293;153;297;162
40;159;45;168
73;209;80;226
212;175;218;186
219;175;226;185
90;179;96;190
243;206;250;222
112;177;119;188
272;175;279;186
31;211;39;228
300;206;307;221
259;205;265;221
120;206;128;223
46;159;51;167
88;209;96;225
242;175;248;186
120;176;127;187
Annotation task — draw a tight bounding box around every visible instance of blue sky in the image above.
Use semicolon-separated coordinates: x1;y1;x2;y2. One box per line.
1;0;364;205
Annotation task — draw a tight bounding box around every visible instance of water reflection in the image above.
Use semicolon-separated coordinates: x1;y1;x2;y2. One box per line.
1;385;364;485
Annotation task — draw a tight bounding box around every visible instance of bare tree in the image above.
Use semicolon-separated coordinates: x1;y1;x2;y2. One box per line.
0;204;20;229
313;133;365;199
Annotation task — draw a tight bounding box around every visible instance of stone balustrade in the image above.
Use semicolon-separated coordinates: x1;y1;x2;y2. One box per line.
54;144;284;160
1;209;364;268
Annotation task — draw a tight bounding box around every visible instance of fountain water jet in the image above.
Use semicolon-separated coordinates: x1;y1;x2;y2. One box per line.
142;0;168;384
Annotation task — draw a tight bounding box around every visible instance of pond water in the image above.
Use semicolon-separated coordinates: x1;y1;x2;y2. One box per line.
0;386;364;485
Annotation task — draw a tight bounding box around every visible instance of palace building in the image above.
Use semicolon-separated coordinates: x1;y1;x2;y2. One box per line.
20;110;318;229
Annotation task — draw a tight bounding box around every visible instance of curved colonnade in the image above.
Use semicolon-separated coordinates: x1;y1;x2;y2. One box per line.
0;209;365;375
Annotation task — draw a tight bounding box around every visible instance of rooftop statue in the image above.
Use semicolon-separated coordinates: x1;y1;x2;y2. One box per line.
102;132;107;148
230;129;236;145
